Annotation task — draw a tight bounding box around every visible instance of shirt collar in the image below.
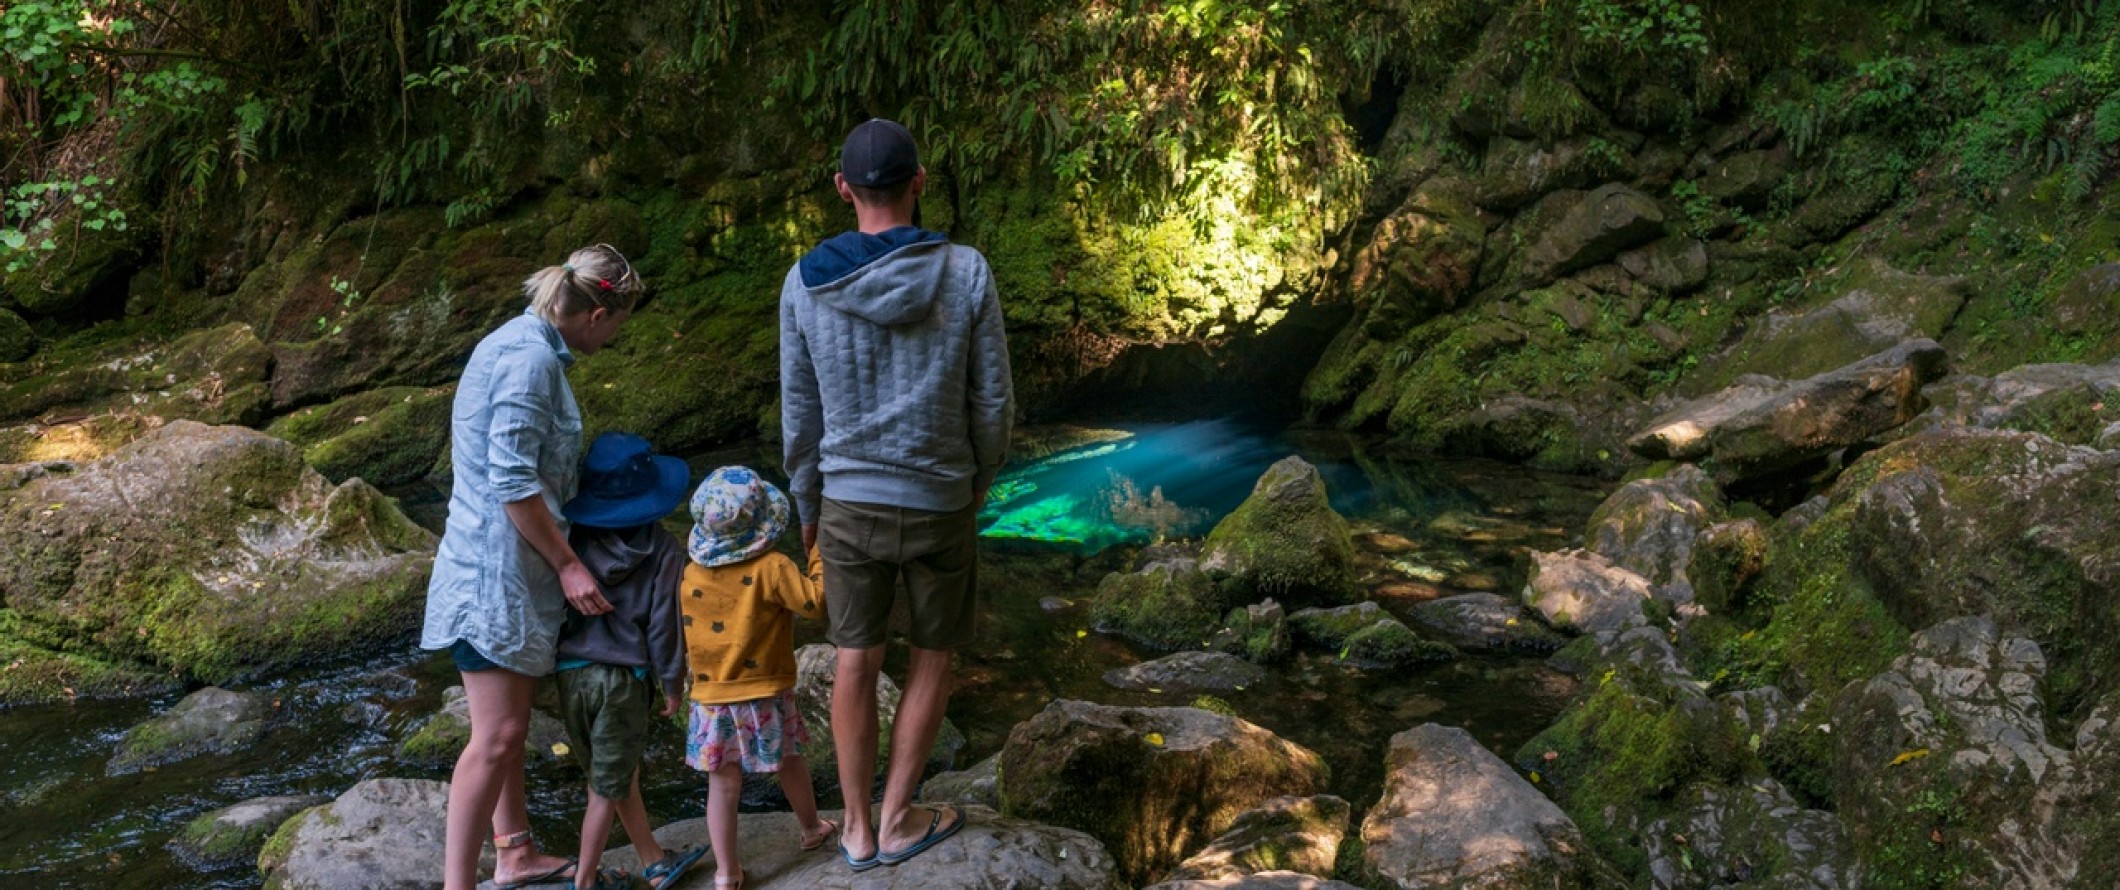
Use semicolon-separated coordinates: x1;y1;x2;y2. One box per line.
525;308;576;367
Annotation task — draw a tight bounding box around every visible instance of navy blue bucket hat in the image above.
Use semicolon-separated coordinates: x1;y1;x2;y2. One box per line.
562;432;690;528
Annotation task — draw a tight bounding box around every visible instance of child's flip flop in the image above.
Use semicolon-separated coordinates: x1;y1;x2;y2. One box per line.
643;848;707;889
877;804;967;867
801;818;842;852
571;867;631;890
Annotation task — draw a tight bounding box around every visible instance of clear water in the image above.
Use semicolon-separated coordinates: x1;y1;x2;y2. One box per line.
0;422;1609;887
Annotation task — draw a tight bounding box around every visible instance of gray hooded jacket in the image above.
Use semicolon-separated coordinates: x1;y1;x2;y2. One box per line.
780;237;1013;525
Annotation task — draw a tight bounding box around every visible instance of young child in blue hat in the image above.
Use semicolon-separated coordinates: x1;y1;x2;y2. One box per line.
681;466;837;889
554;432;707;890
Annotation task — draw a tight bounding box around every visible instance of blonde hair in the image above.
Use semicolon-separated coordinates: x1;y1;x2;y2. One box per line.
524;243;643;323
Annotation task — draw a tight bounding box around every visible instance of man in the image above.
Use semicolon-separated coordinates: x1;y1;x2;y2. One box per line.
779;118;1013;869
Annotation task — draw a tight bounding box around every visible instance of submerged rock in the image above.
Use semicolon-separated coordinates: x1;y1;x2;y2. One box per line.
0;422;436;700
1411;593;1566;652
110;686;271;774
1583;465;1725;605
998;700;1329;885
1104;651;1267;693
397;685;569;768
1163;794;1351;883
1362;724;1591;889
1200;457;1358;603
1523;550;1652;635
258;778;455;890
1090;558;1228;651
1628;339;1948;485
171;794;327;870
597;807;1121;889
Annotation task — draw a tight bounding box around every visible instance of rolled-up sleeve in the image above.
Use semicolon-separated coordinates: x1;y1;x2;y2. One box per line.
486;348;557;504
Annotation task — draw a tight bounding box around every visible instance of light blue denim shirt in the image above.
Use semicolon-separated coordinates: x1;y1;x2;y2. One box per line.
421;311;583;675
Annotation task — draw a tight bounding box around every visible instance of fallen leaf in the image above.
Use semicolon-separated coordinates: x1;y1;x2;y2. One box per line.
1890;748;1932;767
1505;618;1520;627
1075;629;1088;639
1931;828;1945;844
1529;770;1542;783
1542;750;1558;762
1144;733;1165;747
551;742;571;757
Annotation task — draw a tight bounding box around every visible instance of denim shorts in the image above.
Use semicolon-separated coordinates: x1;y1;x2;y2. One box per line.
450;639;503;673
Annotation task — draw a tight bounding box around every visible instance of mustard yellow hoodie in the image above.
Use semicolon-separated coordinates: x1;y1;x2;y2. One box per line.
680;549;823;705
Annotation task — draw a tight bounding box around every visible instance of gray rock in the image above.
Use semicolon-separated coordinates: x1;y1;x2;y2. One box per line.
1708;258;1965;382
1699;147;1791;209
1146;872;1362;890
397;685;569;768
1164;794;1351;882
2046;261;2120;333
1410;593;1565;652
1628;339;1949;485
1718;686;1791;742
258;778;459;890
1641;780;1856;890
1104;651;1267;693
109;686;271;774
1526;183;1667;279
1523;550;1652;635
1688;519;1769;614
921;752;1000;810
998;700;1330;885
794;645;965;796
1914;360;2120;447
1584;464;1725;605
1200;456;1359;602
1618;237;1710;293
597;807;1121;889
1475;137;1597;210
1209;598;1292;664
1287;602;1388;649
170;794;327;869
1362;724;1591;889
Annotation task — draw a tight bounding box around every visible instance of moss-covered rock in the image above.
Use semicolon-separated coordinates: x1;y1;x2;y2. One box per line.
1090;558;1229;651
0;307;36;362
1523;549;1652;636
1583;463;1726;604
1687;518;1770;615
0;323;272;425
1208;598;1292;664
1703;258;1967;388
1164;794;1351;883
997;700;1330;886
396;685;569;767
1;201;146;318
265;386;453;487
0;613;180;706
1638;780;1857;889
256;779;454;890
0;413;166;465
1338;618;1459;669
1201;457;1357;603
1410;593;1567;653
170;794;327;870
0;421;435;692
109;686;271;773
1287;602;1389;650
1524;183;1667;282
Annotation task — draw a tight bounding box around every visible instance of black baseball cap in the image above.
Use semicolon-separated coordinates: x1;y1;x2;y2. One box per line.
841;119;920;188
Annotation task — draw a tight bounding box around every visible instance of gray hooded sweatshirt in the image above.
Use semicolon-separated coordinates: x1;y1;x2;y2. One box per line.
780;235;1014;525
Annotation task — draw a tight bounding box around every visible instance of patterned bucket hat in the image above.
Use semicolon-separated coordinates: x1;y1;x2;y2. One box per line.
687;466;790;567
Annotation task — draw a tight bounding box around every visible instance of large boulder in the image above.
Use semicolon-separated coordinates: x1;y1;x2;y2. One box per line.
1628;339;1949;485
0;323;273;425
1090;557;1229;651
596;807;1121;889
1706;258;1965;384
1525;183;1666;280
1163;794;1351;883
0;422;436;697
1639;780;1855;890
1361;724;1593;889
258;778;459;890
1523;550;1652;635
1617;237;1710;294
1833;616;2075;888
998;700;1330;884
793;644;964;797
1200;457;1358;603
1583;465;1725;605
264;385;455;487
1338;618;1460;669
1918;360;2120;447
1474;137;1599;210
109;686;271;774
1410;593;1567;653
171;794;328;870
1698;147;1791;209
397;685;570;768
1348;178;1486;335
1104;651;1268;693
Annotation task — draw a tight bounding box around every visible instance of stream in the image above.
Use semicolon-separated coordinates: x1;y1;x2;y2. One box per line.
0;419;1609;887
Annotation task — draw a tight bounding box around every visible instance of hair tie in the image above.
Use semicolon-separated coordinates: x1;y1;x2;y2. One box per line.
597;278;613;291
562;264;576;273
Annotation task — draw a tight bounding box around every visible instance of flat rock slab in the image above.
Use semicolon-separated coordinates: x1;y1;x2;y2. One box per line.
1410;594;1564;652
1362;724;1591;889
1103;651;1267;693
261;778;471;890
593;807;1121;889
1145;873;1363;890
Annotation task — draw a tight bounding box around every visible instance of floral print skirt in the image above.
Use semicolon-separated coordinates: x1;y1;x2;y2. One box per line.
685;690;808;774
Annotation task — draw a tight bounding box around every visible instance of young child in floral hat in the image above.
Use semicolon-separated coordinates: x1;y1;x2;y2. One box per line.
682;466;838;889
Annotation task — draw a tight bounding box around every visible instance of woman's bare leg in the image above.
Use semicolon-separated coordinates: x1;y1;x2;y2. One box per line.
445;669;570;890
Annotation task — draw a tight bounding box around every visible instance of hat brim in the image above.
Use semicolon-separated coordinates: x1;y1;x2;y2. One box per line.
562;455;691;528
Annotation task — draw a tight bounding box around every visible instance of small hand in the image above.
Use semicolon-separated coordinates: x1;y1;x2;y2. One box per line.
802;522;819;553
559;562;614;616
661;693;682;718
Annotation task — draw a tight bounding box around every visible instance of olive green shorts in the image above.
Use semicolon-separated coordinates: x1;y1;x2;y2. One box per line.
818;497;979;651
554;663;656;801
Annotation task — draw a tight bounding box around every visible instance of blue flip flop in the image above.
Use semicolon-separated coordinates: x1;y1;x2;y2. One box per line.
643;847;708;889
877;805;967;867
840;837;882;873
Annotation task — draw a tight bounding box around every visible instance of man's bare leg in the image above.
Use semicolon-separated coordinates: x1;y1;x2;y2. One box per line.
831;645;885;860
876;647;961;854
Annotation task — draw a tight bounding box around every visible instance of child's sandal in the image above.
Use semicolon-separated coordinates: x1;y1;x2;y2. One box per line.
800;818;841;852
572;867;631;890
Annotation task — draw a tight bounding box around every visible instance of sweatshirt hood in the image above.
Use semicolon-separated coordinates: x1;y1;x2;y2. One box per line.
575;525;662;586
798;227;951;326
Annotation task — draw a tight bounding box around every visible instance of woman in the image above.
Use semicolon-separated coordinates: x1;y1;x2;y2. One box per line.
422;243;641;890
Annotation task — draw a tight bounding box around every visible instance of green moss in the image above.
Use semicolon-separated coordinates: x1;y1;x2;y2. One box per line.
1088;563;1228;651
1995;384;2113;446
1189;695;1239;717
0;307;35;362
0;611;177;706
254;808;315;877
399;712;472;766
266;387;454;487
1202;458;1358;602
1288;603;1389;650
1339;620;1459;668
